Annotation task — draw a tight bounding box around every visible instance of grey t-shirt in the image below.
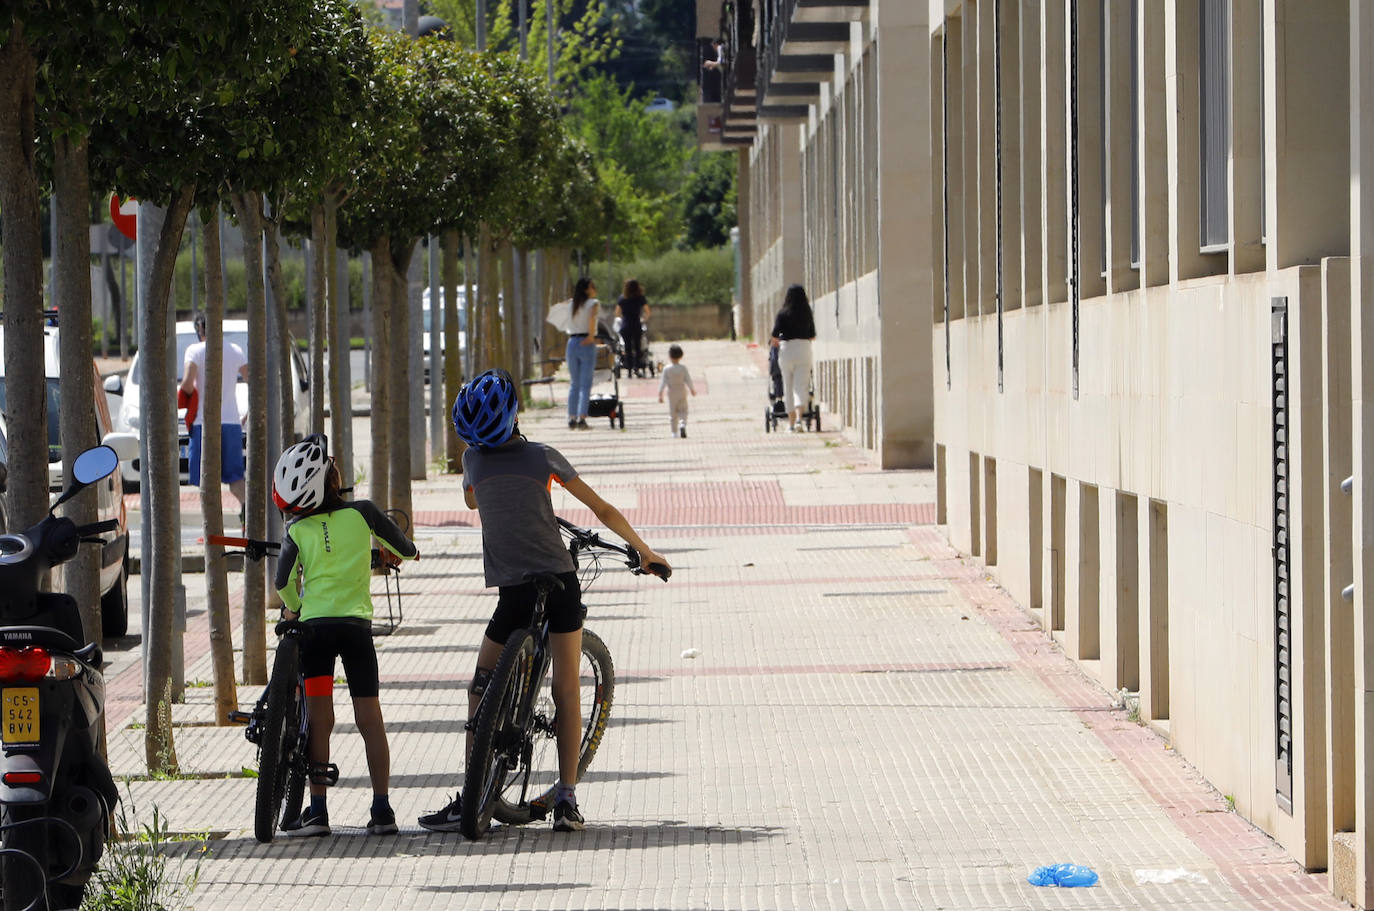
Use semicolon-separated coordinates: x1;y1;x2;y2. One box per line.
462;440;579;587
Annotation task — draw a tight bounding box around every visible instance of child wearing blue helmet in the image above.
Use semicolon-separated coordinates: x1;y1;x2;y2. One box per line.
420;369;668;833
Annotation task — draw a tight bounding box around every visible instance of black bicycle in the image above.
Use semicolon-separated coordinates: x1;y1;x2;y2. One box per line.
211;531;406;843
458;518;670;840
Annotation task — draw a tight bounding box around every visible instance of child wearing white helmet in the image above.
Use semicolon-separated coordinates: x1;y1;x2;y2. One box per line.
271;434;418;837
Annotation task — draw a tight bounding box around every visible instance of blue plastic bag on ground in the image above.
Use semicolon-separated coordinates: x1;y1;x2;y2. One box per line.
1028;864;1099;887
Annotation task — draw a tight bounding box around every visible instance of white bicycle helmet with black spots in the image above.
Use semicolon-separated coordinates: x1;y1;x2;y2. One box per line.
272;433;330;515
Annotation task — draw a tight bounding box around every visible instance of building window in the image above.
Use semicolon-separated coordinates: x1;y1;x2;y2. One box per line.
1199;0;1229;251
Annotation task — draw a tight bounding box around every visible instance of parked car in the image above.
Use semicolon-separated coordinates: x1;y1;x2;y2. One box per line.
421;286;470;381
106;319;310;488
645;96;677;113
0;325;140;637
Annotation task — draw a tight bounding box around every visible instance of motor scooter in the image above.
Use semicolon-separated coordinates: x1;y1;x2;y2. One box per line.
0;446;122;911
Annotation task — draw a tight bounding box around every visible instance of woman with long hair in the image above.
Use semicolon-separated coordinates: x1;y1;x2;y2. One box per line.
566;277;600;429
769;284;817;432
615;278;651;374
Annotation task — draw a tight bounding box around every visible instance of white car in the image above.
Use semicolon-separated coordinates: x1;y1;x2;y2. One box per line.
106;319;310;488
0;325;140;637
421;286;469;381
645;96;676;113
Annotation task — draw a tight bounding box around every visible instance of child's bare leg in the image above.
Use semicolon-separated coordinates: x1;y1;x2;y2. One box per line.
306;693;334;798
549;629;584;785
351;696;389;794
468;636;506;763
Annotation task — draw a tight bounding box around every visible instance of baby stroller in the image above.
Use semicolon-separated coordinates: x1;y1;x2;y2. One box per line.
764;345;821;433
586;317;626;429
613;315;656;378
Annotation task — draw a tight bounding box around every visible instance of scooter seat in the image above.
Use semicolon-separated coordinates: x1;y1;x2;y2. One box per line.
0;624;86;654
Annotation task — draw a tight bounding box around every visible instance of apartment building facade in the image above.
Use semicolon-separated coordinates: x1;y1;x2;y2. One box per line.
697;0;935;468
928;0;1374;904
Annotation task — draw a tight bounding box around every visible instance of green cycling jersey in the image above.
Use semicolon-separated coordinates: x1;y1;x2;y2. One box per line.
274;500;418;622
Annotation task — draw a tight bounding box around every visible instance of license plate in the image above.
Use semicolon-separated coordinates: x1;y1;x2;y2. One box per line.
2;688;39;744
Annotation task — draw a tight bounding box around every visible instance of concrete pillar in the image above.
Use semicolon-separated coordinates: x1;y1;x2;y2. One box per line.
737;147;754;339
931;33;947;326
998;0;1022;311
1042;0;1068;306
1228;0;1264;274
1320;257;1356;901
1019;0;1043;308
1072;0;1105;301
1137;0;1169;288
962;5;980;316
977;0;996;315
1346;1;1374;903
1166;0;1219;281
1268;0;1349;271
947;17;967;320
1103;0;1134;294
780;125;805;296
875;0;933;467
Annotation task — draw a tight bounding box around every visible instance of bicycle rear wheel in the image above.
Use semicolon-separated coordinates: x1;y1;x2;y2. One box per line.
460;630;535;840
493;629;615;826
254;637;301;843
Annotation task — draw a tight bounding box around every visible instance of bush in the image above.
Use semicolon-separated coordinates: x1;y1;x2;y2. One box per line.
584;245;733;308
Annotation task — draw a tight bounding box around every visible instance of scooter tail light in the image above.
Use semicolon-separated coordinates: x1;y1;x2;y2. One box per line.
0;647;51;683
2;772;42;786
48;656;82;681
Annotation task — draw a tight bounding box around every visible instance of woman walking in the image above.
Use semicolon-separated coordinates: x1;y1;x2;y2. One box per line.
566;278;600;429
769;284;817;432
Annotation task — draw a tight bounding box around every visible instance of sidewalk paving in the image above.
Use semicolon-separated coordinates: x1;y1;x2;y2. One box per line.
103;340;1340;910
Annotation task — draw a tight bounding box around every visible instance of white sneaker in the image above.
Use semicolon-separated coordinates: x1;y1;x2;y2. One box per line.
788;423;798;433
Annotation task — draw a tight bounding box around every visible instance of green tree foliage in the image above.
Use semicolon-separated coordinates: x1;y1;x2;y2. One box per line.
680;148;736;249
567;74;687;257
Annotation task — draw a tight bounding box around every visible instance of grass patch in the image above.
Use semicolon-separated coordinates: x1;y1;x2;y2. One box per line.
80;788;207;911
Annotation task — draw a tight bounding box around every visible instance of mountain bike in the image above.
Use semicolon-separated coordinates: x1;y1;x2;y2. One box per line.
458;517;670;840
210;532;406;843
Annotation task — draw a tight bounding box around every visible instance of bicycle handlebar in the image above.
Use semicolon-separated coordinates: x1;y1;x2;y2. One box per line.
207;534;280;561
556;517;671;581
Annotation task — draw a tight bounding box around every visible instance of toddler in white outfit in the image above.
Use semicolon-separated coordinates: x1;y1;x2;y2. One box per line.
657;344;696;438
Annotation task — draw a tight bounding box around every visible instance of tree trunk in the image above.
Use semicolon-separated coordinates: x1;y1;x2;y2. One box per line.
309;204;326;435
141;185;195;775
0;24;48;530
387;242;415;523
262;217;296;450
53;133;101;642
502;241;521;379
231;191;269;686
199;212;238;725
441;230;465;472
324;194;352;487
368;235;392;510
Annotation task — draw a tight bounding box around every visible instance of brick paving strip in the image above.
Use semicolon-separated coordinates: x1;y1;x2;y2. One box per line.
99;341;1341;910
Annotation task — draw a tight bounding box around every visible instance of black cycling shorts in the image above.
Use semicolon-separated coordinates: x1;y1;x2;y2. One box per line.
300;619;380;698
487;571;583;645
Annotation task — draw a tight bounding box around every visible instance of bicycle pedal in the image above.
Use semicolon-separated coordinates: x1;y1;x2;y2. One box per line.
528;798;550;821
308;762;340;786
226;711;251;725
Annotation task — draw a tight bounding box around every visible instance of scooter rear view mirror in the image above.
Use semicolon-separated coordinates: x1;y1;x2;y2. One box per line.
50;445;119;514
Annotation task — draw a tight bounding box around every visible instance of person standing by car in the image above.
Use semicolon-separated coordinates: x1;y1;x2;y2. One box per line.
769;284;817;433
179;313;248;518
615;279;651;375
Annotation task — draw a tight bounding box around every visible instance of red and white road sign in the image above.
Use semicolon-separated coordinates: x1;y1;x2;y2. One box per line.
110;195;137;241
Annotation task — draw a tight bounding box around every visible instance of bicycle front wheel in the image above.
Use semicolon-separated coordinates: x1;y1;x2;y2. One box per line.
493;629;615;826
461;629;535;840
254;637;301;843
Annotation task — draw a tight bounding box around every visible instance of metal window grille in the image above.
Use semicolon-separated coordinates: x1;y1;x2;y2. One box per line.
1271;296;1293;815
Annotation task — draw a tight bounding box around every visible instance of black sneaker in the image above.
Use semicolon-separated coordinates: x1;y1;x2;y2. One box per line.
679;426;687;439
552;799;584;832
417;794;464;833
283;807;330;837
568;419;577;429
366;807;398;835
576;418;589;430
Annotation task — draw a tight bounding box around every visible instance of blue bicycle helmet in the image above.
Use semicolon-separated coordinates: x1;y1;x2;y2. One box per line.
452;369;518;448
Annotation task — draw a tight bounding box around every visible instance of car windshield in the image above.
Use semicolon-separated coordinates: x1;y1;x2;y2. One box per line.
133;330;250;384
422;306;467;333
0;377;63;461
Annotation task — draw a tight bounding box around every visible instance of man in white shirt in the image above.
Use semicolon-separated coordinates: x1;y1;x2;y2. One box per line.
179;313;249;518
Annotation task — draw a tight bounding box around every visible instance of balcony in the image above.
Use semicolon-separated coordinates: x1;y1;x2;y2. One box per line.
754;0;867;119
